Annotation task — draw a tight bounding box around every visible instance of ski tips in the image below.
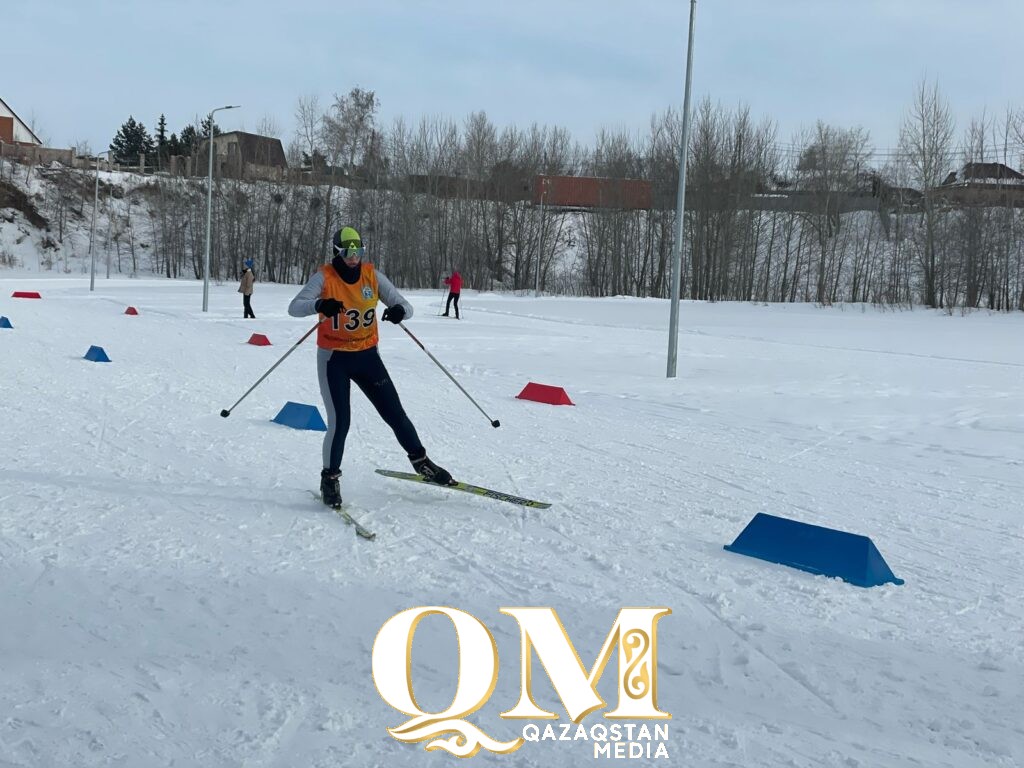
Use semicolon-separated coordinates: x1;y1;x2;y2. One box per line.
491;420;501;428
220;409;231;418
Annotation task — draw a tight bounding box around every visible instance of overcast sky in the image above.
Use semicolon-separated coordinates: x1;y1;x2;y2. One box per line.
4;0;1021;162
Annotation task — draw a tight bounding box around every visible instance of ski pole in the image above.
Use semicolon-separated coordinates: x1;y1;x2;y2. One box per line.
438;286;448;316
398;322;500;428
220;318;326;417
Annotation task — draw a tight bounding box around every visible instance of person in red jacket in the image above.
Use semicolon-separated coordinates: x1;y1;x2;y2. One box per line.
443;270;462;318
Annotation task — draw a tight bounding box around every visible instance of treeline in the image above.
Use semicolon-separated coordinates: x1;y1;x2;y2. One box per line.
110;84;1024;309
106;114;221;168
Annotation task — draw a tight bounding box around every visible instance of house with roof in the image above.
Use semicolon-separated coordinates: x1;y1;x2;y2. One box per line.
941;162;1024;187
935;161;1024;209
197;130;288;181
0;96;43;146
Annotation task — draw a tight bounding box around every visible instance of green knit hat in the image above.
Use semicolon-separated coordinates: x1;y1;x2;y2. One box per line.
332;226;361;252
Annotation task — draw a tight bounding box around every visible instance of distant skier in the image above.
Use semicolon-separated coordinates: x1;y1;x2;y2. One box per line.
442;270;462;319
287;226;452;507
239;260;256;318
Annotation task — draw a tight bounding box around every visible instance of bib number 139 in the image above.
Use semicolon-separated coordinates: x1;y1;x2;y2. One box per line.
334;307;375;331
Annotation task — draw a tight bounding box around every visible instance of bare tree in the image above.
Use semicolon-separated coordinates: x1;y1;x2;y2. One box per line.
991;108;1020;310
682;100;780;301
793;122;872;304
320;87;380;255
27;109;49;147
900;79;955;307
255;114;281;138
293;94;322;164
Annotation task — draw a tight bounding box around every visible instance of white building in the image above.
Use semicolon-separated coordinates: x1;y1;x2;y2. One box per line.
0;96;43;146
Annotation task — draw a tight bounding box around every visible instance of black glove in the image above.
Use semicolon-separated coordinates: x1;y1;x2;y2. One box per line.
315;298;344;318
381;304;405;324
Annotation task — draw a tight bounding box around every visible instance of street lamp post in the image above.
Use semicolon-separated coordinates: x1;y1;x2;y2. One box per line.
202;104;240;312
667;0;698;378
536;183;548;297
90;150;111;292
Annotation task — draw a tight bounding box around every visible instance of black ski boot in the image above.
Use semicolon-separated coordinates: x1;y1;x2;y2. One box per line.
408;450;453;486
320;469;342;507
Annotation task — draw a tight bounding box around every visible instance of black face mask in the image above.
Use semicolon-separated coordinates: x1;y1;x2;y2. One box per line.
331;255;362;284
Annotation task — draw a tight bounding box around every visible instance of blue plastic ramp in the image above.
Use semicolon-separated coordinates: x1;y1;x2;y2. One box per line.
84;345;111;362
272;401;327;432
724;513;904;588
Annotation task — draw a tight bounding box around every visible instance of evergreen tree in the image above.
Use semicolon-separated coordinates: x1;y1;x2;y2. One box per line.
302;150;327;170
155;114;168;168
173;117;223;160
167;132;181;157
109;116;155;166
178;124;199;156
199;114;222;139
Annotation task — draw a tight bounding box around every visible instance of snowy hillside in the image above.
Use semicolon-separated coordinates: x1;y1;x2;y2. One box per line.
1;277;1022;767
0;159;153;277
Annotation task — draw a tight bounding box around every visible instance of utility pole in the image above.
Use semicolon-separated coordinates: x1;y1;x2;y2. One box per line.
202;104;240;312
89;150;111;292
667;0;698;378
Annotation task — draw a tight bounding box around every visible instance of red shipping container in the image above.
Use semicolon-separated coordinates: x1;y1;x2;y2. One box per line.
535;175;652;210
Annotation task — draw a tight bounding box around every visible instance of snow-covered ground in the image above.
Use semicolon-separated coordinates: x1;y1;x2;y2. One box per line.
1;276;1022;767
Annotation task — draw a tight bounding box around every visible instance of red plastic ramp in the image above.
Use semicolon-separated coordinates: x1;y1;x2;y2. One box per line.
12;291;41;299
516;382;574;405
247;333;272;346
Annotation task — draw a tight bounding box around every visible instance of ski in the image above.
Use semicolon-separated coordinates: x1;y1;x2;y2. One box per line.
375;469;552;509
309;492;377;540
334;507;377;540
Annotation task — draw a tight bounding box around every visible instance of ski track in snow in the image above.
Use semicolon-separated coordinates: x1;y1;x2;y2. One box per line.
1;279;1022;767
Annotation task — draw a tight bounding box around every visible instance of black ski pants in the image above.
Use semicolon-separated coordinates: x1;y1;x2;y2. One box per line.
444;292;460;318
243;294;255;318
317;346;422;471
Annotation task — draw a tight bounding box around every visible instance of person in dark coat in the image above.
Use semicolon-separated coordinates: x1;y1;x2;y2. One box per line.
239;260;256;318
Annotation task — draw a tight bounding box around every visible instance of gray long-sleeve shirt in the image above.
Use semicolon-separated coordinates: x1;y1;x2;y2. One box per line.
288;266;414;320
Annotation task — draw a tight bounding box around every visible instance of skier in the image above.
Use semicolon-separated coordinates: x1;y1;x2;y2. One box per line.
287;226;452;507
442;269;462;318
239;260;256;318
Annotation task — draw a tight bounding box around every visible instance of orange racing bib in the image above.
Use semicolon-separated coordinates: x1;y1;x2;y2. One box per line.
316;262;380;351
